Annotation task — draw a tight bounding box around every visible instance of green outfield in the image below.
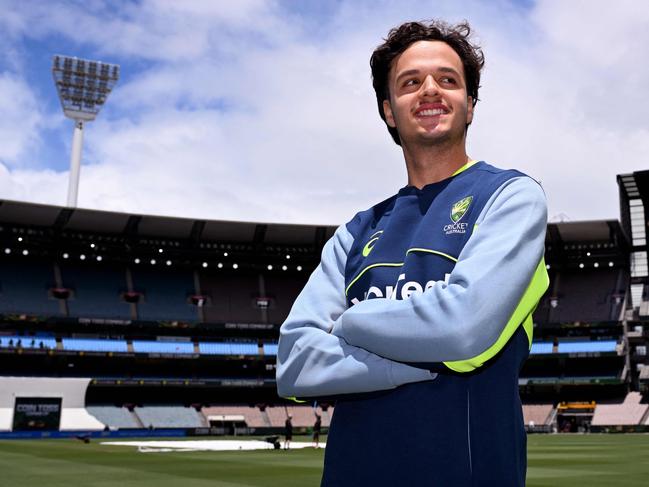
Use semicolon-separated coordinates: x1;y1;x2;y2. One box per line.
0;434;648;486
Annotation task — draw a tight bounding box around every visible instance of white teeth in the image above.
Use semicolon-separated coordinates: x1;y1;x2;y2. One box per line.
418;108;446;116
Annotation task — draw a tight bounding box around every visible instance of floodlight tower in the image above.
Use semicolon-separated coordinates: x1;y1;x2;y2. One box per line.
52;55;119;207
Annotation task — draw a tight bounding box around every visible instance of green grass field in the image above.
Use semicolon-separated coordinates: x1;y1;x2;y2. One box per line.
0;434;648;486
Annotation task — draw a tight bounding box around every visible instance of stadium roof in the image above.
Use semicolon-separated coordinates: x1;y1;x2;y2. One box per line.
0;199;336;246
549;220;626;243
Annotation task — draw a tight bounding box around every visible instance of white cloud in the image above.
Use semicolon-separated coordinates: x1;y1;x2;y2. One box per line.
0;0;648;226
0;73;43;165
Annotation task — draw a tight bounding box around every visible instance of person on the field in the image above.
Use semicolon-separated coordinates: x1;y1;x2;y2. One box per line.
277;19;547;486
284;414;293;450
313;413;322;448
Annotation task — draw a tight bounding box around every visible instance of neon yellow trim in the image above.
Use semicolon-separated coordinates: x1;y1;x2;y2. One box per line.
451;159;478;177
405;248;458;263
287;396;307;404
345;262;403;296
443;257;549;373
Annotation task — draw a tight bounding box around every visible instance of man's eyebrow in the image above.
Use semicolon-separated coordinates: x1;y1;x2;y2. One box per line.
438;66;461;76
395;68;420;82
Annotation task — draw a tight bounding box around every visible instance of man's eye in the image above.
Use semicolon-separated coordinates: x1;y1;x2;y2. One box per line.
403;79;419;87
440;77;456;84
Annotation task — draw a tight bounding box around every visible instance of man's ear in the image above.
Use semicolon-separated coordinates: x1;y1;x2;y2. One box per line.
466;96;474;125
383;99;396;128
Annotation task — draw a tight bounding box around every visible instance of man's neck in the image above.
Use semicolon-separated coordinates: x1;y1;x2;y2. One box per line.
402;140;470;189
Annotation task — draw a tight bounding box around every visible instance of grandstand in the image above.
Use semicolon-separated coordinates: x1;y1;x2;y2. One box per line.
1;169;649;437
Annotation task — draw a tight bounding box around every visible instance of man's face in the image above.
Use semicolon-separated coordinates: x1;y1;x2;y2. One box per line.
383;40;473;147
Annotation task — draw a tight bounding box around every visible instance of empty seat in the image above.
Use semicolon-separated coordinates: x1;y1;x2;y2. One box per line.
87;406;141;428
132;340;194;354
557;340;617;353
135;406;205;428
530;342;553;354
62;338;127;353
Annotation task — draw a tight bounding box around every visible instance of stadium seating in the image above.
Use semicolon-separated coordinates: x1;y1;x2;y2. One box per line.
132;340;194;354
199;273;262;323
202;406;269;428
198;342;258;355
0;261;60;316
591;392;648;425
62;338;128;353
557;340;617;353
551;269;621;323
530;342;553;354
61;264;131;319
0;336;56;349
263;343;278;356
135;406;206;428
286;406;321;427
87;406;143;429
265;405;333;428
131;268;197;322
263;274;307;324
522;404;554;426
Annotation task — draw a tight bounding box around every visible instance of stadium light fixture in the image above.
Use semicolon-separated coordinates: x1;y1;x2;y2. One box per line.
52;55;120;207
22;250;29;256
4;248;10;254
17;237;23;242
297;266;302;271
232;263;238;269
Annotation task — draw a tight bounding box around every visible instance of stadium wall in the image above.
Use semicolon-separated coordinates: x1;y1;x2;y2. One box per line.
0;376;104;431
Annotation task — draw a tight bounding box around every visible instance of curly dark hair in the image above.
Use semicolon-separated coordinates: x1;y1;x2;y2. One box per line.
370;20;485;146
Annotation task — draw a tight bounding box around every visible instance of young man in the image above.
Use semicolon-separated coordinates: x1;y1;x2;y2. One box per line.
312;413;322;448
276;20;548;486
284;414;293;450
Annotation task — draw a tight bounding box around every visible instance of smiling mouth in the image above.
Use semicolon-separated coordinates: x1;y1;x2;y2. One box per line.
416;108;447;116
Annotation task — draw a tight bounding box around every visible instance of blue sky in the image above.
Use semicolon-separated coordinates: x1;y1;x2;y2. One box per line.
0;0;648;224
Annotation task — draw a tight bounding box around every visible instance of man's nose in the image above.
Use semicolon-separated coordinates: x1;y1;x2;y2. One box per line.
420;75;439;97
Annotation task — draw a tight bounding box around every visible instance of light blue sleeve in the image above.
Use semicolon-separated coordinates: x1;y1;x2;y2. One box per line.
276;224;435;398
330;176;547;363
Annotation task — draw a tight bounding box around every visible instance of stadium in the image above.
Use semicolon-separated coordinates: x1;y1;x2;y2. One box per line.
1;169;649;486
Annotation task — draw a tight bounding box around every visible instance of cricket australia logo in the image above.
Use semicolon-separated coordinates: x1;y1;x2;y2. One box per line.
362;230;383;257
444;196;473;235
